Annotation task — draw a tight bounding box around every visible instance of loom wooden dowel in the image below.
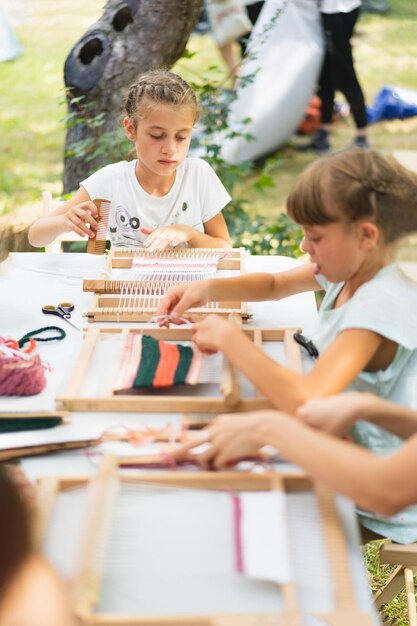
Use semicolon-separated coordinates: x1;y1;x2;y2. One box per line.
217;259;240;270
62;328;100;397
220;314;242;406
220;357;240;408
118;471;308;493
86;311;246;323
284;329;303;374
314;483;357;611
56;395;273;414
33;477;61;547
54;470;312;493
269;473;299;618
0;440;100;462
252;328;263;348
252;328;264;398
83;280;107;292
404;568;417;626
72;456;119;617
77;327;286;339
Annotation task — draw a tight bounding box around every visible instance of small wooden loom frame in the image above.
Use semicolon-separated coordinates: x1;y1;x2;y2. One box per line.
56;326;303;414
35;458;375;626
83;248;250;323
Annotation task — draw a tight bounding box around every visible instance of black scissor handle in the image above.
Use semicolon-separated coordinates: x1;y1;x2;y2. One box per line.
42;302;75;319
58;302;75;316
293;332;319;359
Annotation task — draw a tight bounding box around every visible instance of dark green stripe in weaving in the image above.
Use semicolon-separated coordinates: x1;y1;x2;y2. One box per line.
174;344;194;385
0;418;63;433
133;335;161;388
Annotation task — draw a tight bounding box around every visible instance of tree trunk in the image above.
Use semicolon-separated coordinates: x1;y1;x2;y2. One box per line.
63;0;204;193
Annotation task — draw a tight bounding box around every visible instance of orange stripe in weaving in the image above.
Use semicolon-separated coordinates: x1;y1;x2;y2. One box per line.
152;341;180;387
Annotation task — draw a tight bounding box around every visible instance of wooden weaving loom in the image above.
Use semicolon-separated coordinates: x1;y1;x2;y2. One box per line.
83;247;250;322
56;326;303;414
35;457;376;626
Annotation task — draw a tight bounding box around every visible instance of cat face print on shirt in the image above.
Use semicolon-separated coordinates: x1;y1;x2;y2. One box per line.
110;206;143;246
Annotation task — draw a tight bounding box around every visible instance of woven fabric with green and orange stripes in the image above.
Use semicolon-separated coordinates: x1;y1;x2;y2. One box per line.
133;335;198;388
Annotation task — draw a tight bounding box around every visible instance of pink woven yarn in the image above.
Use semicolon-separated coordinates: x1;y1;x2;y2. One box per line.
0;353;46;396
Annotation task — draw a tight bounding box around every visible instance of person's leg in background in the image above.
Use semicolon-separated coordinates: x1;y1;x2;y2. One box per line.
303;8;369;152
299;11;335;152
324;8;369;147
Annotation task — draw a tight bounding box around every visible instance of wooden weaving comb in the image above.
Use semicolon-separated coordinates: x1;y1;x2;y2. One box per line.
87;198;110;255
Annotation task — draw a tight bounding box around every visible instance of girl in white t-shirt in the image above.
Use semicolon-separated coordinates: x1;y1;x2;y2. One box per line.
28;70;231;250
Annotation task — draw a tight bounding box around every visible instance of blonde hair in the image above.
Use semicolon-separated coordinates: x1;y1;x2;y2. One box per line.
124;70;200;129
287;148;417;245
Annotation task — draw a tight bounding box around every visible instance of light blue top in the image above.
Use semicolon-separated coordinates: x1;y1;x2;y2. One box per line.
312;263;417;543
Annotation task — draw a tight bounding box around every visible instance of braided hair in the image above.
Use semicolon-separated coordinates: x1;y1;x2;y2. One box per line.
287;148;417;245
124;70;200;130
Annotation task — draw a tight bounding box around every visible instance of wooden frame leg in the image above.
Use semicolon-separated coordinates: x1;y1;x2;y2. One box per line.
374;565;407;608
405;567;417;626
375;565;417;626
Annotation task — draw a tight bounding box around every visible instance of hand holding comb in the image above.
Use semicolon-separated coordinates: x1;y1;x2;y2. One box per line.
87;198;110;255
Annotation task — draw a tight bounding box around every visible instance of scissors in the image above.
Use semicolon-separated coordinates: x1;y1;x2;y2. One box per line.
42;302;81;332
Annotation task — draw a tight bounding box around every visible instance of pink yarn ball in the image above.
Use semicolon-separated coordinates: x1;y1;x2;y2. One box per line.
0;354;46;396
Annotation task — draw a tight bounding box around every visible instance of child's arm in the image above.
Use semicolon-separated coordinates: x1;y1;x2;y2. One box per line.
0;555;77;626
298;393;417;439
28;187;98;248
191;319;388;413
185;409;417;516
157;263;321;319
140;212;231;251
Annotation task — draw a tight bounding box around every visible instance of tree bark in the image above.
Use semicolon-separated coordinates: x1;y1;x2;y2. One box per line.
63;0;204;193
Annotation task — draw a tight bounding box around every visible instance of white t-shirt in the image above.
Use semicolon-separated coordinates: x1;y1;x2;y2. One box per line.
81;157;231;247
321;0;361;14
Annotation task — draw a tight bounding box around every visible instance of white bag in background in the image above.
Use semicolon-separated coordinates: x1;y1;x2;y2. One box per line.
221;0;324;163
206;0;252;46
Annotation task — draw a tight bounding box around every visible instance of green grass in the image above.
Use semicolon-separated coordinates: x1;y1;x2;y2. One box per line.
363;540;412;626
0;0;103;214
1;0;417;218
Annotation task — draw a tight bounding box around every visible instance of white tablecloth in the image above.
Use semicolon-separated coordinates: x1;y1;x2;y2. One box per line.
0;252;379;624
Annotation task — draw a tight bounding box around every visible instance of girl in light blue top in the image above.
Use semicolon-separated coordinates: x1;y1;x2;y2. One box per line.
158;148;417;542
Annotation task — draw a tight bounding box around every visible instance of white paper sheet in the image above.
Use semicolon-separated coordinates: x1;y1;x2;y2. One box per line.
240;491;292;584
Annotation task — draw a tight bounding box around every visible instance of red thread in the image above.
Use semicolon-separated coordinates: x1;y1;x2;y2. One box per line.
232;493;244;574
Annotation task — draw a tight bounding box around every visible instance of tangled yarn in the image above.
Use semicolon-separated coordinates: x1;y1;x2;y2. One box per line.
0;345;46;396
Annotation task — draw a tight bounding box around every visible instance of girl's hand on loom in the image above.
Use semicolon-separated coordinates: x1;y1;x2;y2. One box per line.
183;412;275;469
62;201;98;238
156;280;212;323
296;392;375;437
191;315;237;355
141;225;191;251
